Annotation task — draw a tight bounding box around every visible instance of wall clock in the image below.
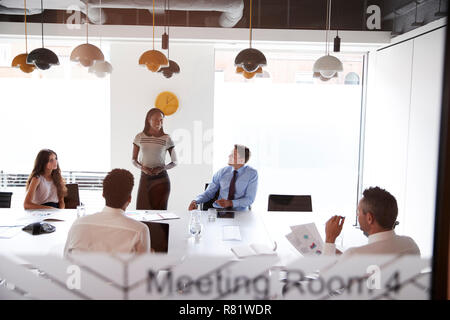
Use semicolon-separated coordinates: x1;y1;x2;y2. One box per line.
155;91;179;116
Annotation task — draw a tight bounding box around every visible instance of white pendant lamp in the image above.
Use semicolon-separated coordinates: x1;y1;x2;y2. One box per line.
88;0;113;77
313;0;343;80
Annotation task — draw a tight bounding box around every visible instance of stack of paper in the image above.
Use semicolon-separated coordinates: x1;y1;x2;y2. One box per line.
285;223;324;256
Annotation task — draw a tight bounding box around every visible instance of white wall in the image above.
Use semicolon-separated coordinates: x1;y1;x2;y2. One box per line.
364;26;446;257
110;42;215;212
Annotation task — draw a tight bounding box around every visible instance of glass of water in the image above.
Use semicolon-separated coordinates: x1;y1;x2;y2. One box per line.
76;204;86;218
207;208;217;222
189;210;203;239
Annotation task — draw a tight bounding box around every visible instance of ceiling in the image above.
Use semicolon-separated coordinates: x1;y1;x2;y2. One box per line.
0;0;447;36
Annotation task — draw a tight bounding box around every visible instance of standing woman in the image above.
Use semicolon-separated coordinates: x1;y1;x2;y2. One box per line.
24;149;67;209
132;108;178;210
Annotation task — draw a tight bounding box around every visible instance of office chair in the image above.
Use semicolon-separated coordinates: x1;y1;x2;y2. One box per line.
267;194;312;212
0;192;12;208
64;184;80;209
200;183;220;211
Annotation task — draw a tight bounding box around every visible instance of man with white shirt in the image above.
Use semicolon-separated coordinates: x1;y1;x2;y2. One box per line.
64;169;150;256
323;187;420;257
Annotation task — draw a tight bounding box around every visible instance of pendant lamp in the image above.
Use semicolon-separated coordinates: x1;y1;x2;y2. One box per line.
26;0;59;70
158;0;180;78
234;0;266;78
139;0;169;72
88;0;113;77
313;0;343;80
11;0;35;73
70;1;104;67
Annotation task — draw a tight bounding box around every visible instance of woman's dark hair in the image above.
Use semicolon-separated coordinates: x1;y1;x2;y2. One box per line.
26;149;67;199
143;108;166;136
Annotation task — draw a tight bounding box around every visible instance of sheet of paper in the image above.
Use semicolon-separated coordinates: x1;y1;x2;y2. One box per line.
158;212;180;220
222;226;242;241
287;223;324;256
231;245;257;258
250;243;276;255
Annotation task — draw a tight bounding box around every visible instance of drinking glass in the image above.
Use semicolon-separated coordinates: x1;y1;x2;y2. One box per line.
189;210;203;239
207;208;217;222
77;204;86;218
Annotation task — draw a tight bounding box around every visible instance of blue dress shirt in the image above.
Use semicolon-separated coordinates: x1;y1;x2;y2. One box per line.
195;165;258;211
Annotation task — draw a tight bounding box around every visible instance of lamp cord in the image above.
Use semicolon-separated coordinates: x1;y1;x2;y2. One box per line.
325;0;332;55
40;0;44;48
86;1;89;43
249;0;253;48
152;0;155;50
167;0;170;59
24;0;28;53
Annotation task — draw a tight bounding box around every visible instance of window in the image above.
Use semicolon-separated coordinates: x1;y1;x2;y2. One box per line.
0;39;110;209
214;49;365;216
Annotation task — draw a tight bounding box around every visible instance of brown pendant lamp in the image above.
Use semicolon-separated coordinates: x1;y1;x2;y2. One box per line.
158;0;180;78
26;0;59;70
11;0;35;73
234;0;266;79
70;1;104;67
139;0;169;72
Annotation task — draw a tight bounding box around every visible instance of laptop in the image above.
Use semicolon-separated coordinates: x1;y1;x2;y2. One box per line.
141;221;170;253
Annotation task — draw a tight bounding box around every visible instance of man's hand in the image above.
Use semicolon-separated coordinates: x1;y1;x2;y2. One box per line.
188;200;198;211
325;215;345;243
215;199;233;208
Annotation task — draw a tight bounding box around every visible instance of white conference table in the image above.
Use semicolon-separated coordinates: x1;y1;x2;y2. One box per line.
0;208;367;265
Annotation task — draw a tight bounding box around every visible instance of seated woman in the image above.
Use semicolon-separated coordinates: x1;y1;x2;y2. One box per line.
24;149;67;209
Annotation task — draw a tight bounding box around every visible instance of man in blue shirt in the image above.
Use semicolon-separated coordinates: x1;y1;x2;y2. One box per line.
188;145;258;211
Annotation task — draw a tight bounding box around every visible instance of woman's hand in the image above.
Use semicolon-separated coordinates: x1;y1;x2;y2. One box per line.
152;166;164;175
141;166;153;175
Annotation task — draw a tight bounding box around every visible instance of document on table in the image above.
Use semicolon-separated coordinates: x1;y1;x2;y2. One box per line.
222;226;242;241
231;243;276;258
286;223;324;256
126;211;180;221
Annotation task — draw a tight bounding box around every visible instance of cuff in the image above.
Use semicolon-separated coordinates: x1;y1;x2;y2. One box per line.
323;243;337;256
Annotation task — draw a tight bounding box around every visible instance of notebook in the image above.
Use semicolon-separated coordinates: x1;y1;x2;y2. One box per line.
231;243;276;258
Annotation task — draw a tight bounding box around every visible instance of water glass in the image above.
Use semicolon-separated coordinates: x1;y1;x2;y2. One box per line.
77;204;86;218
207;208;217;222
189;210;203;239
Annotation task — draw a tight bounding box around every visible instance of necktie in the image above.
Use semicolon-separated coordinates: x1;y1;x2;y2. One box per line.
227;170;238;202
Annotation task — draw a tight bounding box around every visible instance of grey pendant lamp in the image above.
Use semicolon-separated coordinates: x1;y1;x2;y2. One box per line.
26;0;59;70
313;0;343;80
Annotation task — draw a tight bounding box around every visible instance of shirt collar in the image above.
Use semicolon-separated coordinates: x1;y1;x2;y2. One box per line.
103;206;125;215
368;230;396;244
230;165;246;173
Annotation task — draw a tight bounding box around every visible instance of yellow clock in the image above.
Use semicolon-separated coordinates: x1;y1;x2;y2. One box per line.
155;91;179;116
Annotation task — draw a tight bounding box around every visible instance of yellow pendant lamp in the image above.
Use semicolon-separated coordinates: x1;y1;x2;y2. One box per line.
139;0;168;72
70;1;104;67
11;0;35;73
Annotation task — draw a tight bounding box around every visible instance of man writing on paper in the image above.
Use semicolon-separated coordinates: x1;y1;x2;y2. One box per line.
188;144;258;211
64;169;150;256
323;187;420;257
